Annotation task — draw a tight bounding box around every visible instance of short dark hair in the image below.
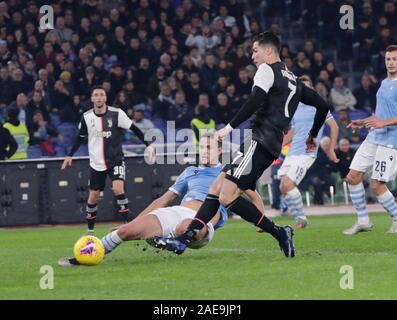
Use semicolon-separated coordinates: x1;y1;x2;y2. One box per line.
252;31;281;53
91;86;106;95
386;45;397;53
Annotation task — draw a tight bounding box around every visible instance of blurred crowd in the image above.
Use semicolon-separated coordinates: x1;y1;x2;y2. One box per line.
0;0;395;161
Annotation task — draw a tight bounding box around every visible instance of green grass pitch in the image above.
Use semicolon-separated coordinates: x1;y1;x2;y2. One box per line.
1;214;397;300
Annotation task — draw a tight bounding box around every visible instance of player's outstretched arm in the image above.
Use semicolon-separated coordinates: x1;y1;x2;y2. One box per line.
129;123;156;163
136;190;178;218
300;84;330;138
217;86;267;139
326;117;340;163
363;113;397;129
61;118;88;169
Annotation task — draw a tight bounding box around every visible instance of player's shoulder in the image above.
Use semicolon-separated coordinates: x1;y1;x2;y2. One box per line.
255;63;274;76
108;106;122;114
83;108;94;116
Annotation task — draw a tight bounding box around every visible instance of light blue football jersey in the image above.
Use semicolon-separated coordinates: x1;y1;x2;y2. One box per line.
287;103;333;157
169;164;228;229
366;78;397;148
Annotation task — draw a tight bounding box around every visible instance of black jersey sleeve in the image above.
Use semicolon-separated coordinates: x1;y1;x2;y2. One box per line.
229;86;268;129
68;117;88;156
300;84;331;137
129;123;149;146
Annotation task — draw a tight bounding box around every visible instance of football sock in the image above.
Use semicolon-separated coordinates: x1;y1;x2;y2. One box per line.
101;230;123;254
377;190;397;223
86;203;98;232
227;196;282;241
284;187;306;220
177;194;220;244
116;194;129;222
348;183;369;224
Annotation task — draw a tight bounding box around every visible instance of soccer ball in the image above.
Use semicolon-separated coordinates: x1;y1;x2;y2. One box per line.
73;235;105;266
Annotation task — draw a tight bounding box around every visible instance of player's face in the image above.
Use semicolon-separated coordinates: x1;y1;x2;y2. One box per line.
199;137;221;166
251;41;269;67
91;89;107;108
385;51;397;76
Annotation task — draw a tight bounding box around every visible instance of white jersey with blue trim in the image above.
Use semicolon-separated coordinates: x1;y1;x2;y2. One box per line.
366;77;397;149
287;102;333;157
169;164;228;229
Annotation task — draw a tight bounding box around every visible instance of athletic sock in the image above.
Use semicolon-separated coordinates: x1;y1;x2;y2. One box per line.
348;183;369;224
101;230;123;254
227;196;282;241
284;187;306;220
86;203;98;233
177;194;220;244
377;190;397;223
116;194;129;222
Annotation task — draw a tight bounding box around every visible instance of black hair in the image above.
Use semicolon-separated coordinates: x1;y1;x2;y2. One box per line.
252;31;281;53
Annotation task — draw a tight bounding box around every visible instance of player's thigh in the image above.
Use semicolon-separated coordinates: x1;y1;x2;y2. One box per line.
118;214;163;240
148;206;196;237
109;161;126;194
349;140;377;174
88;168;107;197
371;146;397;182
279;155;315;189
208;171;227;195
225;139;276;192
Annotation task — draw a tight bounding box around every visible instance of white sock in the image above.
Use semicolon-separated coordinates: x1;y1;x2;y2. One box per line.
284;187;306;220
101;230;123;254
377;190;397;223
348;183;369;224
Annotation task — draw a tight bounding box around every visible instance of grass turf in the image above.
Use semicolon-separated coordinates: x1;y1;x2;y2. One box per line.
1;213;397;300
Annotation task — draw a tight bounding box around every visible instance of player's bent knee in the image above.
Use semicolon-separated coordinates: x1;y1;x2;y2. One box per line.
371;179;386;196
346;171;361;186
88;190;101;202
280;177;294;194
117;223;142;240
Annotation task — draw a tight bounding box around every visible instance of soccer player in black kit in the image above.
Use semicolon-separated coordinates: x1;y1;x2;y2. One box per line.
154;32;330;258
61;87;156;234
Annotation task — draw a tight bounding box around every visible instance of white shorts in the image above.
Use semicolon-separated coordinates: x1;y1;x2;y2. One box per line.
349;139;377;173
371;145;397;182
349;139;397;182
148;205;215;249
278;155;316;185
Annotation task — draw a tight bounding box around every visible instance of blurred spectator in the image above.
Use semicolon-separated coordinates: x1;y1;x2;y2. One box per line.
191;104;216;144
302;137;336;205
185;25;221;56
8;93;28;125
334;138;355;179
335;110;362;144
214;5;237;28
152;81;174;120
183;72;208;106
128;108;155;142
314;81;329;103
200;53;221;89
0;123;17;160
27;90;49;127
330;76;357;111
353;74;378;113
28;110;59;156
168;91;193;129
234;67;253;101
113;90;131;113
3;107;29;160
214;93;237;126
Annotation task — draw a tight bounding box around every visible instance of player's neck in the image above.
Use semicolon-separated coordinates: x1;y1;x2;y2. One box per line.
387;72;397;80
263;53;281;65
94;105;108;116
